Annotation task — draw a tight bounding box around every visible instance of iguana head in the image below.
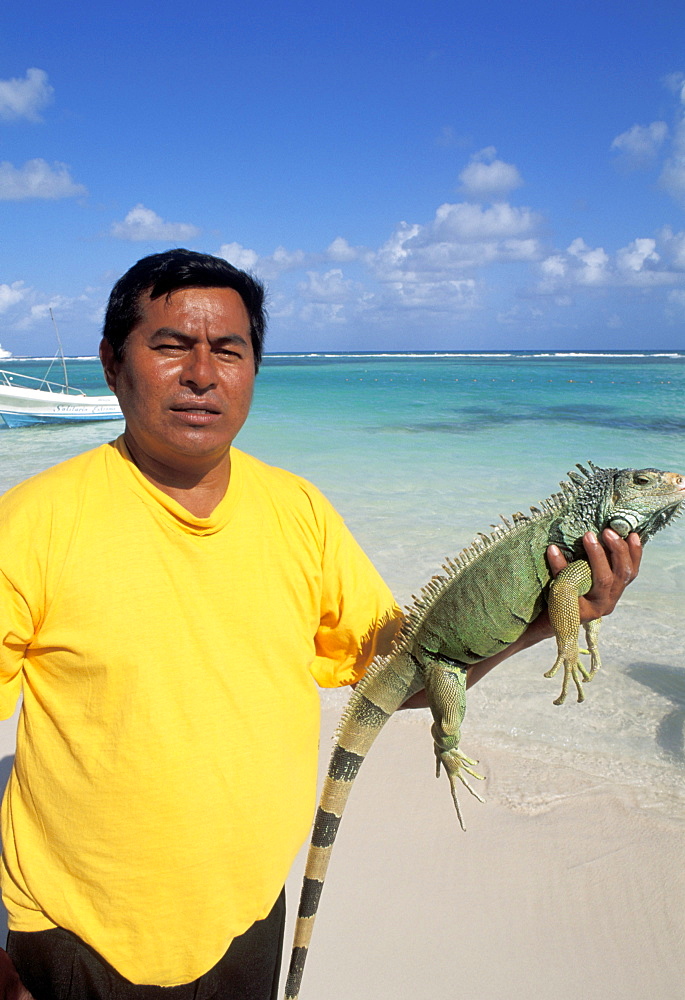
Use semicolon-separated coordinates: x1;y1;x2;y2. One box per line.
601;467;685;541
553;464;685;558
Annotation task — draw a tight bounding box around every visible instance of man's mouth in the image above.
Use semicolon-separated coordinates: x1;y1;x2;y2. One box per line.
170;404;222;423
171;405;221;414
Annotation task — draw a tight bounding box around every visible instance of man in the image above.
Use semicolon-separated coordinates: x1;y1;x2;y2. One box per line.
0;250;641;999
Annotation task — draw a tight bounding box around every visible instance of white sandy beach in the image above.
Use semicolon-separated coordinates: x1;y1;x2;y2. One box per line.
283;704;684;1000
0;696;682;999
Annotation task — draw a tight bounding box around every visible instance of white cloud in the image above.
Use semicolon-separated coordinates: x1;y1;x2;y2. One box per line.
382;277;477;311
567;238;610;284
0;68;53;122
540;255;567;280
611;121;668;167
499;238;539;261
432;201;539;241
458;147;523;200
326;237;360;262
217;242;319;281
298;268;355;303
0;281;27;313
353;192;544;314
372;222;421;273
111;204;200;242
616;238;659;272
369;223;483;310
218;242;259;271
538;231;684;295
367;201;541;280
299;301;348;325
271;246;307;271
294;269;376;326
0;159;86;200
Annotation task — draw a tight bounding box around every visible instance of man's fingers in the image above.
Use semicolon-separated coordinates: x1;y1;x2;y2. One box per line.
590;529;641;587
626;531;643;576
579;529;642;619
581;531;613;591
546;543;568;578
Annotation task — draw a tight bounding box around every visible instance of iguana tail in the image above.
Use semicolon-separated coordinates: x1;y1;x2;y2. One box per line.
283;648;422;1000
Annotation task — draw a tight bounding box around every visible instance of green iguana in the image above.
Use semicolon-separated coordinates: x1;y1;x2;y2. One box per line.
284;463;684;1000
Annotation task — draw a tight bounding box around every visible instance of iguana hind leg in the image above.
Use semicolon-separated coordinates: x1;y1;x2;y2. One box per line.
422;656;484;830
544;560;600;705
583;617;602;678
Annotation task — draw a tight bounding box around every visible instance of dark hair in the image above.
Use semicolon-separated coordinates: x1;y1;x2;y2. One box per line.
102;249;267;371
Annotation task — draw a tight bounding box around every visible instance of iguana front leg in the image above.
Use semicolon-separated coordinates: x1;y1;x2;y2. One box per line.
544;560;600;705
421;655;484;830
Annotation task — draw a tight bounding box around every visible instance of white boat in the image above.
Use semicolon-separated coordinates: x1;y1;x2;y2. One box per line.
0;369;122;427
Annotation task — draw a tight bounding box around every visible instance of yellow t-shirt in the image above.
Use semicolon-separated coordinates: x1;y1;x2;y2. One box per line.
0;438;398;985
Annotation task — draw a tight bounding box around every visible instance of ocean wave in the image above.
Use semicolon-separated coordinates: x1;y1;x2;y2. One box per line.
263;350;684;361
6;350;684;363
8;356;100;362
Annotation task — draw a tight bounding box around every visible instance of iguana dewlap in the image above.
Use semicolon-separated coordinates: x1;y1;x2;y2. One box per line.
284;464;684;1000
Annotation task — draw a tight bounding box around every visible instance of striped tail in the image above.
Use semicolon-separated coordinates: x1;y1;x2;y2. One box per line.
284;649;421;999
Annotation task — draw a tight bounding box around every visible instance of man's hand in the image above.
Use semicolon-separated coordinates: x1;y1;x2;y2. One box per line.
547;529;642;623
0;950;33;1000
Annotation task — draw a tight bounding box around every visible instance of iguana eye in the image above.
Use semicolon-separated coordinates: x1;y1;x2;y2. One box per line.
634;474;652;485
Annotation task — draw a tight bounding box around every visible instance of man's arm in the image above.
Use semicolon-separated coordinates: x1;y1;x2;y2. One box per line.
402;528;642;707
0;950;33;1000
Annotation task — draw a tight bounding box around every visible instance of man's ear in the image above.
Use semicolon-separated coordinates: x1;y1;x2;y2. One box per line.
99;338;118;394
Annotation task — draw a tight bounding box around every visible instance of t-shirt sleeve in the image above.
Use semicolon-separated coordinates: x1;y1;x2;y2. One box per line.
310;504;402;688
0;566;32;718
0;481;51;720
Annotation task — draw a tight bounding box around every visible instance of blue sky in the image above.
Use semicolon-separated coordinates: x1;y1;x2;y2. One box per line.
1;0;685;356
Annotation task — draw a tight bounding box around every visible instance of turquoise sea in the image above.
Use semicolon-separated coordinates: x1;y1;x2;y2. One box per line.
1;350;684;818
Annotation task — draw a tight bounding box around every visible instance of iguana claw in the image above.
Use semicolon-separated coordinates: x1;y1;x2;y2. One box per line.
544;650;592;705
435;748;485;831
545;618;603;704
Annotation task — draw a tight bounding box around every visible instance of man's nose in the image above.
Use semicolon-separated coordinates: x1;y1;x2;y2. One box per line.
181;347;218;390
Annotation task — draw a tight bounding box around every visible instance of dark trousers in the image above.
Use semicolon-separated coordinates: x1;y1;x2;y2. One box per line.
6;889;285;1000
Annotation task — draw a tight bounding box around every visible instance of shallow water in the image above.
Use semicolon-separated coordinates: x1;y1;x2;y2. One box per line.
2;351;684;817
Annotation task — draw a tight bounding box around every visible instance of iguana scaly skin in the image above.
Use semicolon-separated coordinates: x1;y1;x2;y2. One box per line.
284;464;684;1000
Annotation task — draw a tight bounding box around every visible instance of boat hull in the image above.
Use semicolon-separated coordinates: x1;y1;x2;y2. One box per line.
0;385;122;427
0;407;123;427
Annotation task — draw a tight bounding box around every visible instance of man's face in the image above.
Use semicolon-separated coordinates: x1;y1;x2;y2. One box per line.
100;286;255;473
